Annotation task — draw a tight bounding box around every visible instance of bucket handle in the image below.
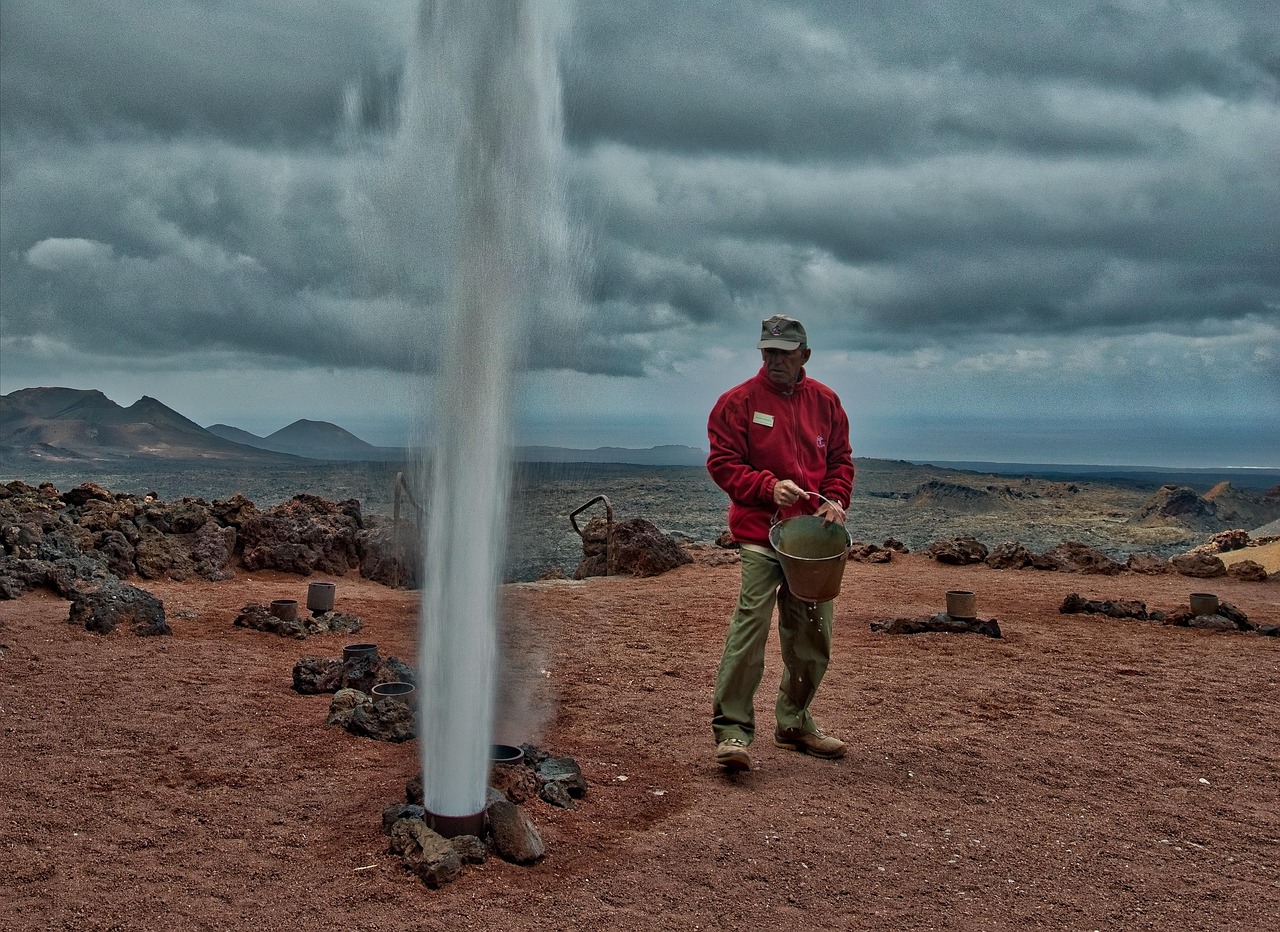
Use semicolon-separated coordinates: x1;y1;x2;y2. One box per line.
772;490;846;527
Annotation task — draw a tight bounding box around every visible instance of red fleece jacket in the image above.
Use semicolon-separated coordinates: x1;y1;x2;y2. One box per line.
706;367;855;547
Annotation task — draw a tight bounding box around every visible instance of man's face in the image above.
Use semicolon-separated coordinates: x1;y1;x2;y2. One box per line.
761;346;810;387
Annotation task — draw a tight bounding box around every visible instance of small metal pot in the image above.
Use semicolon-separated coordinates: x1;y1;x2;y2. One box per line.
306;581;336;615
1189;592;1219;616
491;744;524;765
269;599;298;623
343;642;379;663
371;681;416;706
946;590;977;620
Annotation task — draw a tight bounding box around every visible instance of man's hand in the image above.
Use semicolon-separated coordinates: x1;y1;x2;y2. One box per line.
772;479;810;507
816;500;846;526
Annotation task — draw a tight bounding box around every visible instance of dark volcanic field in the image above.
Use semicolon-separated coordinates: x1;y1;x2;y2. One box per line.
2;457;1245;582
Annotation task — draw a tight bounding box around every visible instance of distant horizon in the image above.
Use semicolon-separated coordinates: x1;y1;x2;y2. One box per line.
4;383;1275;474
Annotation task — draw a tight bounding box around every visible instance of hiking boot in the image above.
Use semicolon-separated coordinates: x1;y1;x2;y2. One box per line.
774;728;846;759
715;738;751;771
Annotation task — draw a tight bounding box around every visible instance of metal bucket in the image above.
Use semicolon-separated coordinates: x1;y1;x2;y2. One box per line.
768;515;852;603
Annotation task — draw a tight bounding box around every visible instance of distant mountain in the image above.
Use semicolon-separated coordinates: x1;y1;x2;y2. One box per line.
204;423;268;448
2;387;710;468
206;419;400;461
0;387;298;464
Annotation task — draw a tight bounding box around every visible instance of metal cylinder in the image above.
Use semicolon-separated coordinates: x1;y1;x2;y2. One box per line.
371;681;416;706
946;590;977;619
306;581;336;614
343;642;378;662
269;599;298;623
1189;592;1219;616
426;809;485;839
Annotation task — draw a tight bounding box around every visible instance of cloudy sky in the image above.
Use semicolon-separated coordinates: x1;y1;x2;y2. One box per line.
2;0;1276;467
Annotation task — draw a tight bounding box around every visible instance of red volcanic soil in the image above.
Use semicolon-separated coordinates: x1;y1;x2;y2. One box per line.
1;557;1277;931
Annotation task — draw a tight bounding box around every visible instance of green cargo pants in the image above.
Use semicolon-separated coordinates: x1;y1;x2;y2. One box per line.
711;545;833;744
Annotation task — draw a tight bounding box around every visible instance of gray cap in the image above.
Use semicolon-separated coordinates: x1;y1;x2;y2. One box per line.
757;315;807;350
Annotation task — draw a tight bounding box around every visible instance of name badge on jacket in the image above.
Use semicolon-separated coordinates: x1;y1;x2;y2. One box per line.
752;411;774;427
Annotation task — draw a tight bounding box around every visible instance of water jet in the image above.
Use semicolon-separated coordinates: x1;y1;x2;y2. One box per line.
409;1;570;833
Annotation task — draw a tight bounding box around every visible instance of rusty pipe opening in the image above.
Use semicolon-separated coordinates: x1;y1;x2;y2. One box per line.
426;809;485;839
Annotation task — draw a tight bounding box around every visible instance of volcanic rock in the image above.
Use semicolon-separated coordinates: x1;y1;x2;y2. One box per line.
1059;593;1148;620
388;818;463;888
574;516;692;578
1125;552;1174;574
132;527;188;580
1169;552;1227;578
450;834;489;865
234;603;363;640
59;482;114;507
93;529;136;577
986;540;1035;569
1163;600;1252;631
240;494;364;576
381;803;426;833
849;542;892;563
490;760;540;805
486;794;546;865
0;554;115;600
1033;542;1125;575
349;696;417;743
307;651;415;695
922;535;989;565
1191;529;1251;554
1187;613;1240;632
339;650;381;694
870;613;1001;638
326;688;369;728
68;582;170;636
355;520;419;588
148;497;211;534
1226;560;1269;582
536;755;588;803
209;493;259;528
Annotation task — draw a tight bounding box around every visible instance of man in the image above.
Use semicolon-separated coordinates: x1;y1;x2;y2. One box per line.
706;314;855;772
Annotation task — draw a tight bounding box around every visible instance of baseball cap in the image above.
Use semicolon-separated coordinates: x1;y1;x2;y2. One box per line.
757;314;807;350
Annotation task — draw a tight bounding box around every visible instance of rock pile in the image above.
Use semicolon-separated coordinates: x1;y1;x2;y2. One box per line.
916;533;1276;581
1058;593;1275;635
68;581;171;636
573;515;693;578
327;688;417;743
0;480;414;601
292;650;416;696
383;746;587;887
871;613;1002;638
233;603;363;639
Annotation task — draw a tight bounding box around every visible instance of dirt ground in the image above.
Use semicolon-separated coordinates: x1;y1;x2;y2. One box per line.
1;556;1277;931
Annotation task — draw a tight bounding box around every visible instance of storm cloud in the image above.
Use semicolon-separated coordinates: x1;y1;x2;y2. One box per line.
1;0;1276;463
